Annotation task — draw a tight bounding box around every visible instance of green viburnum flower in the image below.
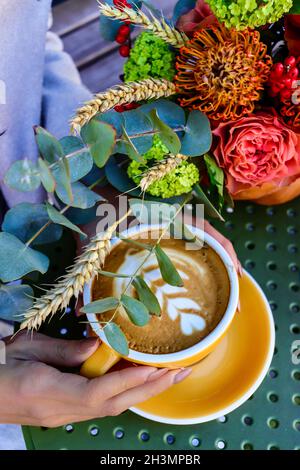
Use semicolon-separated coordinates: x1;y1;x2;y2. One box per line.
206;0;293;30
142;134;169;161
124;32;176;82
127;159;199;198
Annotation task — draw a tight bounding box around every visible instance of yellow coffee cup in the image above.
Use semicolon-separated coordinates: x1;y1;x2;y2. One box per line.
80;224;239;378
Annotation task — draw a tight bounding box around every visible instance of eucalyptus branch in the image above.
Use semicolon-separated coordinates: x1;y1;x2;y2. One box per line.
98;196;190;327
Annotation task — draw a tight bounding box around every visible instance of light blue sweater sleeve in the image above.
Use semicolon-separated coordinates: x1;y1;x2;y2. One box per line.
0;0;91;208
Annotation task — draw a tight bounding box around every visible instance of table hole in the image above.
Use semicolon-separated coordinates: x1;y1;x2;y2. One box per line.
268;444;280;450
114;428;124;439
266;224;276;234
268;393;278;403
245;241;255;250
293;420;300;432
60;328;68;336
269;302;277;311
217;415;227;423
269;369;278;379
248;394;254;401
242;442;253;450
64;424;74;433
292;370;300;381
290;303;300;313
292;395;300;405
246;205;254;214
190;436;201;447
225;221;234;230
287;208;297;217
89;426;99;437
288;244;298;254
268;418;279;429
290;283;300;293
165;434;175;445
266;207;275;216
267;281;277;291
245;260;255;270
139;431;150;442
243;416;253;426
274;346;278;355
216;439;226;450
266;243;277;252
289;263;299;273
267;262;277;271
287;226;298;235
245;223;255;232
290;324;300;334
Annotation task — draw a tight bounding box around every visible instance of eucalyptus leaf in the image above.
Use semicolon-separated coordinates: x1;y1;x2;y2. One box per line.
0;232;49;282
155;245;183;287
98;270;131;278
38;158;55;192
34;126;64;163
0;284;34;321
181;110;212;157
81;119;116;168
4;159;40;192
80;297;119;314
123;109;153;154
65;206;98;225
95;110;124;137
120;294;150;326
149;110;181;154
56;181;102;209
132;276;161;316
204;154;224;198
53;156;73;202
122;127;144;163
129;198;178;226
2;203;63;245
105;157;141;196
104;322;129;356
193;183;224;221
140;99;185;130
60;136;93;182
46;203;86;238
173;0;196;23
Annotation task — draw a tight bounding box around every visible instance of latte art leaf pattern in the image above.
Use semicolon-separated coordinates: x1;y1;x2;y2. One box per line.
114;249;207;336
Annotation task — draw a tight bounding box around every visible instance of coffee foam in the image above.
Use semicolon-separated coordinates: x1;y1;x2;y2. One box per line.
92;235;230;354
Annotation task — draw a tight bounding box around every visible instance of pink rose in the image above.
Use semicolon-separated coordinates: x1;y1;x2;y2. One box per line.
213;111;300;196
176;0;215;34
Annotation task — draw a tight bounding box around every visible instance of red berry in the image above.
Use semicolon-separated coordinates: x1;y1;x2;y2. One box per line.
118;24;130;37
116;33;127;44
282;78;292;88
280;88;293;100
284;56;296;68
114;105;125;112
287;67;299;79
119;44;130;57
273;62;284;77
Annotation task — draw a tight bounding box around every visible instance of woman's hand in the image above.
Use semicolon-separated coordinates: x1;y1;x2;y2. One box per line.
0;332;191;428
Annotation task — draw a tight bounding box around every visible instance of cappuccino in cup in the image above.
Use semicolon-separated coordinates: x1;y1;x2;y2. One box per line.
92;231;230;354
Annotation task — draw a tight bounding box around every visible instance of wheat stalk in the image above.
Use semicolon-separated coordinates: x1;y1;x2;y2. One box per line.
98;2;188;48
20;211;130;331
71;78;176;132
140;154;187;192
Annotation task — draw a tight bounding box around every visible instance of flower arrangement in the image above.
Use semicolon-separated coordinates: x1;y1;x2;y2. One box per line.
1;0;300;350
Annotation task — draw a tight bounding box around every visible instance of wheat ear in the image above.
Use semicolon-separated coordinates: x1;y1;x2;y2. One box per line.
140;154;187;192
98;2;188;48
71;78;176;132
20;211;130;331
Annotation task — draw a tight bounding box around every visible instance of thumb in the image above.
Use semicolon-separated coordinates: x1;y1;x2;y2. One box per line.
10;332;100;367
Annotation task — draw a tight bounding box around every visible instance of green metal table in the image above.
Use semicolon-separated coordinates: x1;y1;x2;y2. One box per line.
22;200;300;450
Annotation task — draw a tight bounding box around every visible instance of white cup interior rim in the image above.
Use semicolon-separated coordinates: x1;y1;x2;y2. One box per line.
84;223;239;363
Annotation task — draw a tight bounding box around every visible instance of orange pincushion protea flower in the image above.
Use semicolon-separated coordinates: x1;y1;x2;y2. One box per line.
175;24;273;121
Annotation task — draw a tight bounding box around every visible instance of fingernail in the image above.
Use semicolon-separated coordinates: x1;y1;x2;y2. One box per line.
173;368;192;384
146;368;170;382
78;337;100;353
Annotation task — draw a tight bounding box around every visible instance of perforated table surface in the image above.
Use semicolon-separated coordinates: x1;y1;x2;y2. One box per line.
22;200;300;450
